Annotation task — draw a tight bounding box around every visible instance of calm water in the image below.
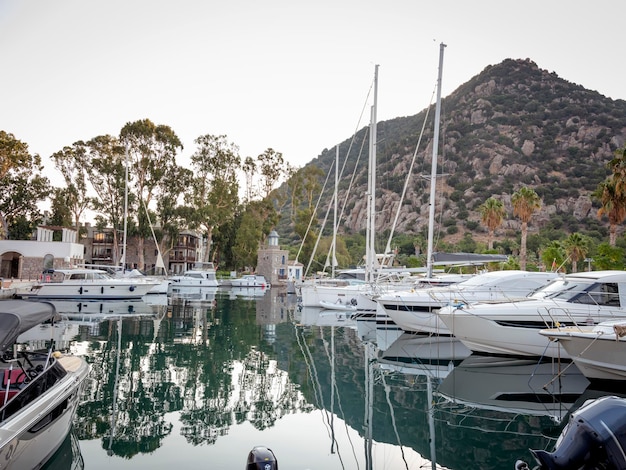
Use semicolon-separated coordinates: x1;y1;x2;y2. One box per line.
23;287;615;470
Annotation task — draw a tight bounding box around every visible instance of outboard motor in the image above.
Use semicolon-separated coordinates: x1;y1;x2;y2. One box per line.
529;395;626;470
246;446;278;470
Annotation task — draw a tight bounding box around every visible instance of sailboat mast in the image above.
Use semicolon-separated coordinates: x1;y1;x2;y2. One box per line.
366;64;379;283
121;145;129;270
332;145;338;279
426;43;446;278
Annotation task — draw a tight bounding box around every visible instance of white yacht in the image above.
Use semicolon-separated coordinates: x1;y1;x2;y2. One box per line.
0;300;90;468
376;270;558;335
230;274;269;288
539;319;626;382
21;268;159;300
167;262;219;293
438;270;626;359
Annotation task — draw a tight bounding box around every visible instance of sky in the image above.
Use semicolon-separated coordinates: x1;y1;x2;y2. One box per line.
1;0;625;188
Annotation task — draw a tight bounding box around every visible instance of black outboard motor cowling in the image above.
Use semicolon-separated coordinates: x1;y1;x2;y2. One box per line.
530;395;626;470
247;446;278;470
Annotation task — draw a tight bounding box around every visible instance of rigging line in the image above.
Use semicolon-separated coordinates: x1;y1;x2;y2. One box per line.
303;78;374;275
304;178;335;277
291;319;325;418
320;327;339;440
384;84;437;256
299;163;334;276
141;198;166;271
323;134;368;271
320;328;351;470
336;129;369;242
380;371;410;470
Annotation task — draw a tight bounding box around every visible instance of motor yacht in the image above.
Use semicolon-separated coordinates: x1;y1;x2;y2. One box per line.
0;300;90;468
21;268;158;300
438;270;626;359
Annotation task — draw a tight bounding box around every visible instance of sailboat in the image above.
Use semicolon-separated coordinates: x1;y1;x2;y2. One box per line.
300;65;389;313
114;146;170;295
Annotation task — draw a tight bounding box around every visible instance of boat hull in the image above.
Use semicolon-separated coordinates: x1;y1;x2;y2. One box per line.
377;271;558;335
300;284;377;312
540;324;626;381
439;300;626;359
230;275;269;288
0;355;89;469
22;281;155;300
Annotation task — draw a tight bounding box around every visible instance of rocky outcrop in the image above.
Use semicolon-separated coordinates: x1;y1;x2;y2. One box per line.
285;58;626;245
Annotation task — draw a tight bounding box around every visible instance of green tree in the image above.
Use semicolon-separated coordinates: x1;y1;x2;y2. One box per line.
593;242;624;270
257;148;287;198
187;134;240;264
540;241;565;272
49;187;75;228
83;135;129;265
563;232;590;273
594;176;626;247
607;146;626;196
51;142;92;233
242;156;257;203
511;187;541;270
478;197;506;250
120;119;183;270
154;164;194;269
0;131;31;180
0;132;50;239
233;200;279;270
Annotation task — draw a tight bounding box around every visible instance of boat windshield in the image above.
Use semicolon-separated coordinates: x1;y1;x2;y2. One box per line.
531;279;620;305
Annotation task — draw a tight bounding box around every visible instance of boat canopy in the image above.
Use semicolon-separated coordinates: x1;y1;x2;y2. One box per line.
431;252;508;266
0;300;56;351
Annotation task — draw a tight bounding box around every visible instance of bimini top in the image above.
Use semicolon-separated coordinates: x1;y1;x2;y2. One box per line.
0;300;56;351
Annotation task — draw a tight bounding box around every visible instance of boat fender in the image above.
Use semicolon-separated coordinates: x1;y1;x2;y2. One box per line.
514;460;530;470
246;446;277;470
129;285;135;291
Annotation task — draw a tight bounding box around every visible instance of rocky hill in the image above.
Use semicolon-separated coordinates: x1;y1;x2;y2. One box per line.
278;58;626;247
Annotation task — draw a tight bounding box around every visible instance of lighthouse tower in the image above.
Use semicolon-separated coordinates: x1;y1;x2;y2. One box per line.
256;230;288;285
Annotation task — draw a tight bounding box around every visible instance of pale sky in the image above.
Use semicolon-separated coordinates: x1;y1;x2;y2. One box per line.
1;0;624;188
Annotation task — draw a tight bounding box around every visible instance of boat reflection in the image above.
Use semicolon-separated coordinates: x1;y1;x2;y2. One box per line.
41;430;83;470
227;286;270;299
167;285;218;302
377;332;472;381
436;355;590;422
297;306;356;328
35;298;160;316
35;288;594;469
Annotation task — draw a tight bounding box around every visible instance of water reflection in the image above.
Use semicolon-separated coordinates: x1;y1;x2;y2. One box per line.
15;290;620;469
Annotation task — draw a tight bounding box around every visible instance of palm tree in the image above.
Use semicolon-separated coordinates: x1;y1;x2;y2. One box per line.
594;178;626;246
478;197;506;250
511;187;541;270
607;146;626;196
564;232;590;273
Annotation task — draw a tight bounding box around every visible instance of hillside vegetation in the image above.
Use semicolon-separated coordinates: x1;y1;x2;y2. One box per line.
278;58;626;270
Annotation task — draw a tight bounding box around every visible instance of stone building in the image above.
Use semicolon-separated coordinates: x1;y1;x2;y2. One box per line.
83;224;203;274
256;230;289;285
0;226;84;280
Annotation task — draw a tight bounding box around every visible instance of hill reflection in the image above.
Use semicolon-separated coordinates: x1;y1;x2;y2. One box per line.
36;290;576;469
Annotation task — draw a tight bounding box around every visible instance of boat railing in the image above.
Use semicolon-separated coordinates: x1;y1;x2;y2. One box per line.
0;352;67;423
